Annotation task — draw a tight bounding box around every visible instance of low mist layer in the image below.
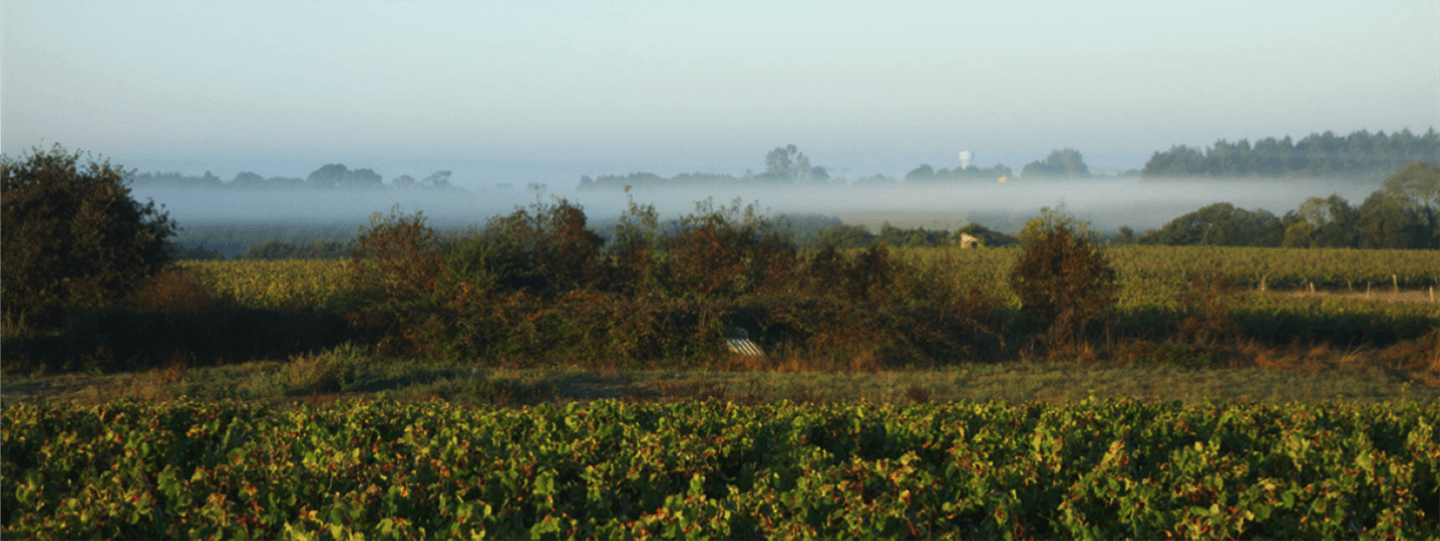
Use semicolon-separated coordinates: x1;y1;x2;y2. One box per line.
138;176;1383;238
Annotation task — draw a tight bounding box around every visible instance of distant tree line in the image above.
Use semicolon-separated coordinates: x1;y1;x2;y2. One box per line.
1123;161;1440;249
234;240;350;260
579;145;831;191
167;240;359;261
904;163;1014;183
128;164;458;191
580;145;1100;191
1142;128;1439;179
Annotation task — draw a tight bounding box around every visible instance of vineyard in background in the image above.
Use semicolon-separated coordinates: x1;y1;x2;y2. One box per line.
176;245;1440;313
174;246;1440;350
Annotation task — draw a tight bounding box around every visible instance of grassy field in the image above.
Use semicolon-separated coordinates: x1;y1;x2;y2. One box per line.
4;355;1433;408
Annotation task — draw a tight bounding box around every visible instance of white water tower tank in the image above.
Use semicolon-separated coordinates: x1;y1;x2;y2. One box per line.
958;150;973;169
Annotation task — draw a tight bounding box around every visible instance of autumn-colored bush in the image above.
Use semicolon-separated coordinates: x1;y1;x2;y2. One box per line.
447;198;610;297
350;205;444;301
802;245;897;304
661;199;798;299
1008;207;1118;349
332;196;1005;368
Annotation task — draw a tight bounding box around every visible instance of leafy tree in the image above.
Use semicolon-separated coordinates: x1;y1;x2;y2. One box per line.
1355;191;1426;249
421;170;453;189
442;198;610;298
1137;203;1284;246
1290;194;1359;247
1350;161;1440;249
2;144;177;327
230;171;267;187
1280;221;1316;248
763;144;828;182
350;206;444;301
905;164;936;182
663;198;797;298
1021;148;1090;179
1381;160;1439;223
306;163;384;190
1142;145;1208;177
1115;226;1136;244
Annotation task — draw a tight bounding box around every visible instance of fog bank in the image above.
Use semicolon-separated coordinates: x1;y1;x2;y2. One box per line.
136;176;1383;237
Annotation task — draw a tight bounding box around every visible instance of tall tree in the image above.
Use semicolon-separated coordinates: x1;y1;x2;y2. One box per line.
2;145;177;327
1022;148;1090;179
762;144;826;182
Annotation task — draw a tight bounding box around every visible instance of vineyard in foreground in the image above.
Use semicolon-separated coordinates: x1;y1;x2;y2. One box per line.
3;398;1437;539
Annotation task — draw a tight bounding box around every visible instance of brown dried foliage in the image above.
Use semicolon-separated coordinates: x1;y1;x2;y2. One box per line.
1009;225;1117;349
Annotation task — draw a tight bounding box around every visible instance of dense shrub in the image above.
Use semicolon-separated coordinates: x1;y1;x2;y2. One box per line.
1008;207;1117;347
333;195;1008;367
802;245;896;304
349;206;444;300
449;198;610;296
1;145;176;328
663;199;797;299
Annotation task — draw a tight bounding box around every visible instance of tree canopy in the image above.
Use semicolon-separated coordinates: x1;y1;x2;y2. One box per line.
2;145;177;327
1142;129;1440;178
1021;149;1090;179
1133;161;1440;249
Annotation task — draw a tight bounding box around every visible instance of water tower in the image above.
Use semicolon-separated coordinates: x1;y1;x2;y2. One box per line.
958;150;973;169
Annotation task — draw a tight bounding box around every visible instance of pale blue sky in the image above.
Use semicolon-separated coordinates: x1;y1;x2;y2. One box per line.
3;0;1437;187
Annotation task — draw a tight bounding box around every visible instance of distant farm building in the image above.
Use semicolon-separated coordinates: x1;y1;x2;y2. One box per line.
958;233;981;249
